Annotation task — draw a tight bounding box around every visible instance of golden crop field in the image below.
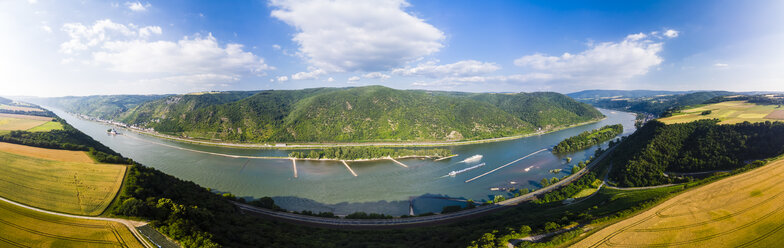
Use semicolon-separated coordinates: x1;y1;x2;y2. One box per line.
659;101;782;124
0;113;52;131
0;199;144;248
572;157;784;247
0;104;44;112
0;142;126;216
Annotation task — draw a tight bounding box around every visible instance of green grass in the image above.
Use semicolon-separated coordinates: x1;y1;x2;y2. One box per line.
26;121;64;132
0;199;143;248
0;149;126;216
572;188;598;198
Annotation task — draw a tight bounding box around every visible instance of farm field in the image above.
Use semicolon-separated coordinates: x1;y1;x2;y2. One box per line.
572;157;784;247
0;199;144;248
659;101;783;124
0;113;52;132
0;142;126;216
0;103;44;112
26;120;64;132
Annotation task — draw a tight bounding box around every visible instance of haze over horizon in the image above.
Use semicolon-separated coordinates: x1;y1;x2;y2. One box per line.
2;0;783;97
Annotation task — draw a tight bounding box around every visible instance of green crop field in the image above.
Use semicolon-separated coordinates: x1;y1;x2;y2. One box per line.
659;101;782;124
0;113;51;132
0;143;126;216
573;157;784;247
26;120;64;132
0;199;144;248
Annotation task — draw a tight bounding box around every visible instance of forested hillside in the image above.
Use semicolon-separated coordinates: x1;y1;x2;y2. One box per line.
579;91;734;116
609;120;784;187
42;94;169;119
45;86;604;143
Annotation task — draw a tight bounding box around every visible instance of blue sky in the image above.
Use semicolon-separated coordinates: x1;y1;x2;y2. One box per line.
1;0;783;96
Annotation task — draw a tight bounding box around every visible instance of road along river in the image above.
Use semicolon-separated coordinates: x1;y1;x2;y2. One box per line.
51;108;635;216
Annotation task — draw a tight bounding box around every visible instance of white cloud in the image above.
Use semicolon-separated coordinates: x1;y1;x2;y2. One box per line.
58;19;272;89
327;77;334;82
393;60;500;78
269;0;444;72
664;29;679;38
347;76;360;82
276;76;289;82
714;63;729;68
290;68;326;80
411;73;554;87
362;72;391;80
513;31;672;84
125;1;150;12
40;24;52;33
27;0;37;4
272;44;281;50
138;26;162;38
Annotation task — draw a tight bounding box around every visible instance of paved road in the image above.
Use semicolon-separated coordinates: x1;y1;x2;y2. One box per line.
0;196;156;248
237;145;619;228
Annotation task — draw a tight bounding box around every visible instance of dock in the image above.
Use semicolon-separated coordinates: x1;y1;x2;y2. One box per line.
342;160;358;177
291;158;298;178
388;157;409;168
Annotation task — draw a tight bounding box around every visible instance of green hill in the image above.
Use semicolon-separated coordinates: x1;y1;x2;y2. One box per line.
42;94;170;120
49;86;604;143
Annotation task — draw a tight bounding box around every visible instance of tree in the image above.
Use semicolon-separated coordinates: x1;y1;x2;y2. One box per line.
541;178;550;187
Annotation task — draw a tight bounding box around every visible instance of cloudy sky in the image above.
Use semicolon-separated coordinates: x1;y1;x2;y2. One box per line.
2;0;783;96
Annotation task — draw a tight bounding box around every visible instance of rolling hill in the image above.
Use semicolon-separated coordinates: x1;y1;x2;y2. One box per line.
46;86;604;143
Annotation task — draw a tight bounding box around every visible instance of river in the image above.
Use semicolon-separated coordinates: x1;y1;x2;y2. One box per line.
51;108;635;216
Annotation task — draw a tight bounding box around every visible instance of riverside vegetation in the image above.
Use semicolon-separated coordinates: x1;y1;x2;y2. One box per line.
288;146;452;160
42;86;604;143
552;124;623;153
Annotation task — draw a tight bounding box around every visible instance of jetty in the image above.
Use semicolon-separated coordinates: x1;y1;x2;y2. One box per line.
342;160;358;177
388;157;409;168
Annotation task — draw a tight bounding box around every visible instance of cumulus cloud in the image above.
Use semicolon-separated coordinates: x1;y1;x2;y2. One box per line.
411;73;554;87
392;60;500;78
276;76;289;82
125;1;150;12
290;68;326;80
664;29;679;38
714;63;729;68
269;0;444;72
347;76;360;82
59;19;272;88
513;30;674;84
363;72;391;80
327;77;335;82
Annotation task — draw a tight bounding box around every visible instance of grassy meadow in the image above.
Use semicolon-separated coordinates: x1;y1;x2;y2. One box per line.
659;101;783;124
573;157;784;247
26;120;65;132
0;199;143;248
0;142;126;216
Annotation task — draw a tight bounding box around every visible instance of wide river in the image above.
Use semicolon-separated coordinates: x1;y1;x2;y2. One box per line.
53;108;635;216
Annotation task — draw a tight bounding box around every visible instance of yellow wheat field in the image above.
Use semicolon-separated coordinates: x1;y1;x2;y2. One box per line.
573;157;784;247
0;142;126;216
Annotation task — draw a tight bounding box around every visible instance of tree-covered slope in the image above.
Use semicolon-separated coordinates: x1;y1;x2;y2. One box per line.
464;92;604;128
609;120;784;187
50;86;604;143
42;95;169;120
580;91;734;116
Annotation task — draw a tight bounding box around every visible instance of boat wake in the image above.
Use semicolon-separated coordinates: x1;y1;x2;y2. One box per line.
441;163;486;178
459;154;483;163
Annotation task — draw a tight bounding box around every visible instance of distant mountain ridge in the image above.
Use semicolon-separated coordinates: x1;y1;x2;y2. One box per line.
43;86;604;143
567;90;695;99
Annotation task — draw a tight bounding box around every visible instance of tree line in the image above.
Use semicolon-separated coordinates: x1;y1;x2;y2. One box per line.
552;124;622;153
289;146;452;160
609;120;784;187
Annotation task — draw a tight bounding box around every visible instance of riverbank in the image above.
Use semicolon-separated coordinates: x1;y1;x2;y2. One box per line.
97;116;605;150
